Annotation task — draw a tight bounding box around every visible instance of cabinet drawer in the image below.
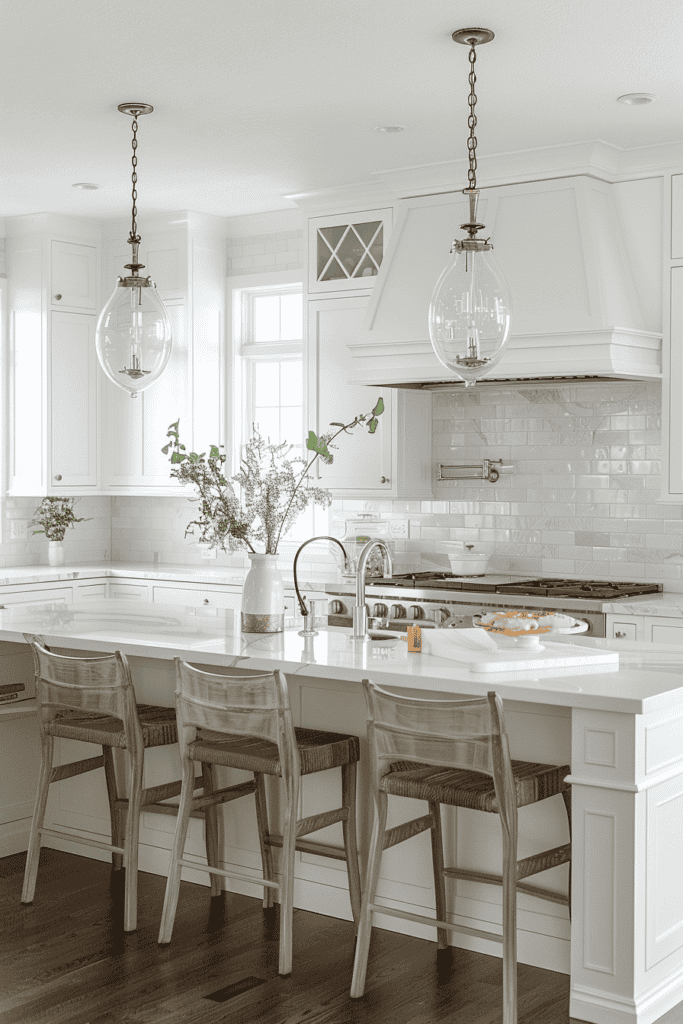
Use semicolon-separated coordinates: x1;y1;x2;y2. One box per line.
109;583;149;600
651;623;683;644
152;585;241;610
0;587;73;607
611;621;638;641
75;584;107;602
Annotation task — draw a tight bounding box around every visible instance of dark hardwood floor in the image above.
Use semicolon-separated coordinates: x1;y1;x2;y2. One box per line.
0;849;578;1024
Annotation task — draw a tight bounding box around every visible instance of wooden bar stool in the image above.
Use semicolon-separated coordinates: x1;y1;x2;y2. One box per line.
158;659;362;976
350;681;571;1024
21;637;218;933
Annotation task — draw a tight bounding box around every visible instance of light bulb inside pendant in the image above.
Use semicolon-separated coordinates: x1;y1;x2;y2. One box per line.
95;102;172;397
428;29;512;386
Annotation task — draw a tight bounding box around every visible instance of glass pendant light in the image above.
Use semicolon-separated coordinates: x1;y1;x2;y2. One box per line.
428;29;512;386
95;103;172;398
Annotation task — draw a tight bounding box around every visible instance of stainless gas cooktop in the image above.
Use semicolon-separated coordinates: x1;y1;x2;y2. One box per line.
364;572;661;600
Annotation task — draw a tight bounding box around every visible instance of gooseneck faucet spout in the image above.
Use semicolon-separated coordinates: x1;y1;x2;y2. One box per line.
293;536;348;637
353;540;393;641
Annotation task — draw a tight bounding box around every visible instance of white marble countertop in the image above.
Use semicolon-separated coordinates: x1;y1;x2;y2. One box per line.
5;598;683;716
601;593;683;616
0;561;331;592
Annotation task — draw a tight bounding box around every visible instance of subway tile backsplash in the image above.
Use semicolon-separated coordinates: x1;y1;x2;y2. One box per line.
5;380;680;591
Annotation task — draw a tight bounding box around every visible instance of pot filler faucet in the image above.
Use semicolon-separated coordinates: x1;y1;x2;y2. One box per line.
293;536;348;638
353;540;393;641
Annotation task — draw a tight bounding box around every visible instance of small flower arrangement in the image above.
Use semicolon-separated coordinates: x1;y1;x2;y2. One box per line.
162;398;384;555
30;497;89;542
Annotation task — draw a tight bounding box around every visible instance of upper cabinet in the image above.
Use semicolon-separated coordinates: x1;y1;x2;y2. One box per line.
308;208;392;294
6;215;101;496
663;173;683;500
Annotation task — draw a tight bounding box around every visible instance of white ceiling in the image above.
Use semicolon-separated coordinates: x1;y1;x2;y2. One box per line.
2;0;682;221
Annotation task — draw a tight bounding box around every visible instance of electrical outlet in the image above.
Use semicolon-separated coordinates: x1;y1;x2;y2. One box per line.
200;545;217;560
389;519;409;539
10;520;28;541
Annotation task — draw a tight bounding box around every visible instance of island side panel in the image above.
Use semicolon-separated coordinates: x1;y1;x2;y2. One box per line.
568;706;683;1024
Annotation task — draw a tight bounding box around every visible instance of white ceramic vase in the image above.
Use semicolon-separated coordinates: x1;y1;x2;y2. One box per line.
48;541;65;567
241;553;285;633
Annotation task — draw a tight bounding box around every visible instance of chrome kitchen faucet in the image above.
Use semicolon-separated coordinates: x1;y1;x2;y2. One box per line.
353;540;393;641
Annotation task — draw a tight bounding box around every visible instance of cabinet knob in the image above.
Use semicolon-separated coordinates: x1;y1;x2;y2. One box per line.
203;598;210;605
380;476;389;484
54;294;62;301
615;631;626;638
54;474;62;481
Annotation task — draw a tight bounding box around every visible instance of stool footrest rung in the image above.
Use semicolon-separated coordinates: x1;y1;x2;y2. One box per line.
50;755;105;783
39;827;124;856
443;866;570;906
370;903;503;944
265;833;348;861
517;843;571;880
176;857;280;889
383;813;434;850
296;807;347;838
192;779;256;810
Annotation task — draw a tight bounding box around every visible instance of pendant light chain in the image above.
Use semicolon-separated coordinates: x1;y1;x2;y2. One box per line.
466;42;478;192
129;114;140;246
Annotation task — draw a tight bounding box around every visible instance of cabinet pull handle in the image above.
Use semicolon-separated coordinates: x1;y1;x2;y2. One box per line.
380;476;389;484
203;598;210;605
615;631;626;638
54;474;62;481
54;294;62;301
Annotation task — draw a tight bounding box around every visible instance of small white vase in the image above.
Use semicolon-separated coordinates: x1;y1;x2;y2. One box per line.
241;553;285;633
48;541;65;567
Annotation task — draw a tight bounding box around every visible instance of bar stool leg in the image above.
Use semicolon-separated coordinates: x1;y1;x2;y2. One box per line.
341;762;362;928
22;732;54;904
102;746;123;872
202;762;222;898
278;773;300;976
254;773;275;910
350;790;388;998
501;817;518;1024
123;749;144;932
428;800;449;951
158;751;198;945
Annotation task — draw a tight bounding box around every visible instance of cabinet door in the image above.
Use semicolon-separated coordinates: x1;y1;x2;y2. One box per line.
0;587;73;606
51;241;97;311
646;617;683;644
152;584;242;610
308;296;392;493
108;582;150;600
50;311;98;488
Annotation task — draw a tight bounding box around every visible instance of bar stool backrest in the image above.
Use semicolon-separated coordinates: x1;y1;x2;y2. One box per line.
362;680;516;830
174;660;300;780
27;637;143;751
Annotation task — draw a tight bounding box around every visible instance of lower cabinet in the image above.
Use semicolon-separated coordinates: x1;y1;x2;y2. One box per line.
645;617;683;644
607;615;643;641
151;583;242;610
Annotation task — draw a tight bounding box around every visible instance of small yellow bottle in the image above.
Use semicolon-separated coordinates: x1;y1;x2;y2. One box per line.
407;624;422;653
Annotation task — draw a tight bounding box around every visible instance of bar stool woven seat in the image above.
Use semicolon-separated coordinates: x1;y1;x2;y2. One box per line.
158;660;362;978
382;759;570;812
49;704;178;748
192;727;360;776
350;681;572;1024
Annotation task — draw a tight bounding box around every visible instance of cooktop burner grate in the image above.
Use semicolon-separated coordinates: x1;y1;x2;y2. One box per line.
365;573;661;599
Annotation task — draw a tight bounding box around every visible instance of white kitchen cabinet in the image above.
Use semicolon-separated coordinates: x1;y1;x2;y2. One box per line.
308;208;392;294
645;616;683;643
306;295;432;497
100;213;226;494
51;240;98;311
662;172;683;500
152;583;241;609
0;585;74;605
6;215;102;496
606;614;643;641
108;581;151;600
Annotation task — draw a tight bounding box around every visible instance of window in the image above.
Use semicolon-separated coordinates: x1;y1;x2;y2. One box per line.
232;279;304;456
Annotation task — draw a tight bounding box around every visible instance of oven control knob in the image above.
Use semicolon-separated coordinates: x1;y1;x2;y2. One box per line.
408;605;423;620
390;604;405;619
372;603;388;618
429;608;451;625
328;600;345;615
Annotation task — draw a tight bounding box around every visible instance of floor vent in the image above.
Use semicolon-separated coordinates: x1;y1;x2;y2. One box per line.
205;976;267;1003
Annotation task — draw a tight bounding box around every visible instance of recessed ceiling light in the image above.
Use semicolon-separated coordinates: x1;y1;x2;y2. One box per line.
71;182;100;190
617;93;657;106
373;124;405;133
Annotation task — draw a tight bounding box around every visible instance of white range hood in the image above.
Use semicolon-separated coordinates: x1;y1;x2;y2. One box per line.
349;176;662;388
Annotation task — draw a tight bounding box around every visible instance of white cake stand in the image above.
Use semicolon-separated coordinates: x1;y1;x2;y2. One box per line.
472;615;589;650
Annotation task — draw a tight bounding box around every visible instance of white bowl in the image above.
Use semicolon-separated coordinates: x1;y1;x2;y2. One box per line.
448;552;490;575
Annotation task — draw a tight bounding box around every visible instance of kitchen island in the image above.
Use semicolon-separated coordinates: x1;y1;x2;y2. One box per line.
3;599;683;1024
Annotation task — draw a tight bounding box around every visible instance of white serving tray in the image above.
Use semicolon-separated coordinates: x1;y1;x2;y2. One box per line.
422;628;619;673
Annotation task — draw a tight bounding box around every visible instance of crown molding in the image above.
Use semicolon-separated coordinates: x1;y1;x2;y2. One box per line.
282;138;683;215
